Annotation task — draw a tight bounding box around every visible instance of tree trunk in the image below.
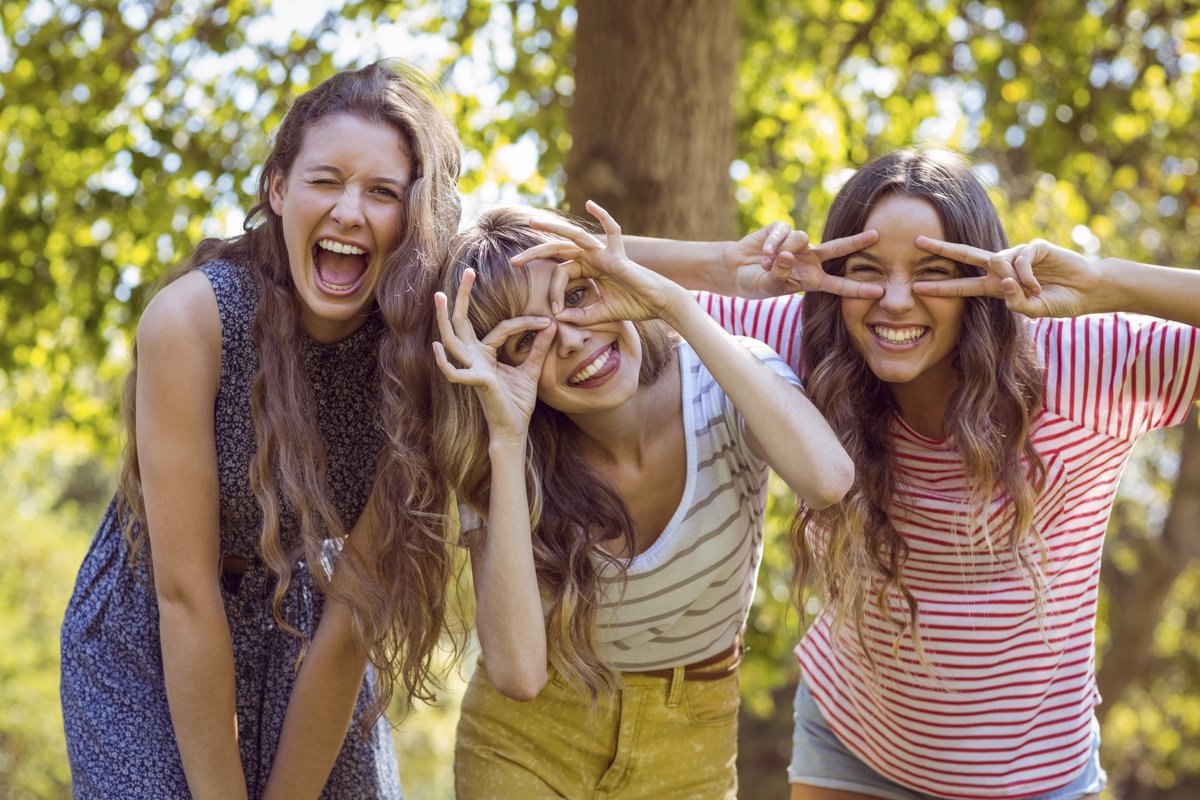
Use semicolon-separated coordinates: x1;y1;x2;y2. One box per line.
1097;406;1200;714
568;0;737;239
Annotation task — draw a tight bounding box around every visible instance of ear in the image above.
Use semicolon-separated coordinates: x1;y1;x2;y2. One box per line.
268;169;286;216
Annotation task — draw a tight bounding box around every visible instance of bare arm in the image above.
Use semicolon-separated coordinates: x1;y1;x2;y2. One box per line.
433;276;554;700
262;504;383;799
662;299;853;508
542;202;854;509
562;227;882;300
139;272;249;800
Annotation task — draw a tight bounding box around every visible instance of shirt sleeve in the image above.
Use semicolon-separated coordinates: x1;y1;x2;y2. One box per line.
1034;313;1200;440
718;336;805;470
693;292;804;375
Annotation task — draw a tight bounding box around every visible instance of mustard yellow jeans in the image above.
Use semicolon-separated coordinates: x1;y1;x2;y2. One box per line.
455;659;740;799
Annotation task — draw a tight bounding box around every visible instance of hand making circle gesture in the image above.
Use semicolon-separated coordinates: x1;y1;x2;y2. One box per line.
513;200;686;327
433;268;556;442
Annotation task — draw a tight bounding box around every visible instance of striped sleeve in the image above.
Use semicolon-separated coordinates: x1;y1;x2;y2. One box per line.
694;292;804;374
1034;314;1200;440
720;335;804;470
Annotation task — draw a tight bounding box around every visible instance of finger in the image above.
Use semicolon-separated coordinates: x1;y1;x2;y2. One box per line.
510;241;586;267
435;290;472;365
1010;243;1044;296
451;269;479;341
815;274;885;299
432;341;469;383
548;260;587;315
761;222;792;256
479;316;552;349
914;236;995;268
554;304;610;327
911;276;995;298
813;229;878;261
527;215;604;251
766;249;797;282
584;200;625;255
999;277;1032;313
520;323;557;376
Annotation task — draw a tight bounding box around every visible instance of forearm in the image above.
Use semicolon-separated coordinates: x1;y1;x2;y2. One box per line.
663;295;853;508
625;236;734;294
262;600;368;800
1097;258;1200;327
159;598;249;800
472;440;548;701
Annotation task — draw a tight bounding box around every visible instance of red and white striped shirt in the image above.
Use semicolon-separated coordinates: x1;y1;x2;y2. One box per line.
700;294;1200;798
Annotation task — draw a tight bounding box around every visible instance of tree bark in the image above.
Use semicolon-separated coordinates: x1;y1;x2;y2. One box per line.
568;0;738;239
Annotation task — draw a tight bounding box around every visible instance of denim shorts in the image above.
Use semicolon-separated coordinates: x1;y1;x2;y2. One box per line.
788;681;1107;800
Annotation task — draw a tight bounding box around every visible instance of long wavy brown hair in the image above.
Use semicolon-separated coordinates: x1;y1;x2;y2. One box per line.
431;206;677;699
115;60;462;717
793;148;1046;667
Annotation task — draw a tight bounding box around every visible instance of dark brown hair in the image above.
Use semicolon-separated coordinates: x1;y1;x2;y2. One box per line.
794;148;1046;665
117;60;462;717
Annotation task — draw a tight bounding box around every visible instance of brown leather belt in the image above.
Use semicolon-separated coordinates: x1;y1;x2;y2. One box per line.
621;639;743;682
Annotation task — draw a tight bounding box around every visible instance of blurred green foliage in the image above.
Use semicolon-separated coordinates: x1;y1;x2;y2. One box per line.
3;0;1199;797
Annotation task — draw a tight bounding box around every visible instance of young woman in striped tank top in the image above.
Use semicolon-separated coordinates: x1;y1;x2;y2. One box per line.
656;148;1199;800
429;201;858;798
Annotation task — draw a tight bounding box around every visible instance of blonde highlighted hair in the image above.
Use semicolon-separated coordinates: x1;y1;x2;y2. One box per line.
116;60;462;719
793;148;1046;666
432;206;676;698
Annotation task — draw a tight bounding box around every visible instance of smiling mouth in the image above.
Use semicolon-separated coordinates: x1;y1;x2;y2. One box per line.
313;238;369;294
569;342;618;385
871;325;928;345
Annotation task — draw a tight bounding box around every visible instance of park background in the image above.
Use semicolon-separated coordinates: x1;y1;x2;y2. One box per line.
2;0;1199;797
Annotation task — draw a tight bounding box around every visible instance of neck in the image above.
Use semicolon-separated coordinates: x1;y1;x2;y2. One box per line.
568;370;678;466
888;373;957;440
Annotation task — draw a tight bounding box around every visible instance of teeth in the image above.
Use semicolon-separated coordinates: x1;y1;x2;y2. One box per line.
569;345;612;384
317;239;365;255
872;325;926;344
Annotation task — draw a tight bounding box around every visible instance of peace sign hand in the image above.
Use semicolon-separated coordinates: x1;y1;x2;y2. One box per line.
433;269;555;442
727;223;884;300
913;237;1105;318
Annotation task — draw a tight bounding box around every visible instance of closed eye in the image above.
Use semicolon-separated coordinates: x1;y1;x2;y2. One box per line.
371;186;402;200
845;262;884;280
918;263;957;279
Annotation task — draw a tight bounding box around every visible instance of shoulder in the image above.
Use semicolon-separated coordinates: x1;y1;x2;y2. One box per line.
137;271;221;370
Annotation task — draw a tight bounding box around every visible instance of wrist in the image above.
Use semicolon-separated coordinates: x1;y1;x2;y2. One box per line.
488;436;528;460
1093;256;1134;314
659;288;705;333
708;243;737;295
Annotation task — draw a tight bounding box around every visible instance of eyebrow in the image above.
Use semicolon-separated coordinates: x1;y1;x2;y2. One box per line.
850;251;954;266
307;164;408;189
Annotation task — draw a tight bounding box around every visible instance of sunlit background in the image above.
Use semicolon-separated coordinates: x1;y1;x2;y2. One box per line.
3;1;1199;797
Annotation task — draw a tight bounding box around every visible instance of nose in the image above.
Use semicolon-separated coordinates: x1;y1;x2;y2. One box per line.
331;189;365;229
878;276;916;314
554;321;592;357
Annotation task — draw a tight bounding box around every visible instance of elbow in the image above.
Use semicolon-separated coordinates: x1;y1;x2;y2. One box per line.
491;666;548;702
802;456;855;510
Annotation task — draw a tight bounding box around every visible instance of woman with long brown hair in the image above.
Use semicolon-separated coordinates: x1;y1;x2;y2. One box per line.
431;202;855;798
647;147;1200;799
60;60;461;799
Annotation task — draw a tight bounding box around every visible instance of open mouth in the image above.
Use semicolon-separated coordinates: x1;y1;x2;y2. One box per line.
313;238;370;295
569;342;619;386
871;325;928;346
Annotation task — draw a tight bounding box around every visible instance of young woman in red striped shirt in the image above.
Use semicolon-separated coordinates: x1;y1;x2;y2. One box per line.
790;149;1199;800
637;147;1200;799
